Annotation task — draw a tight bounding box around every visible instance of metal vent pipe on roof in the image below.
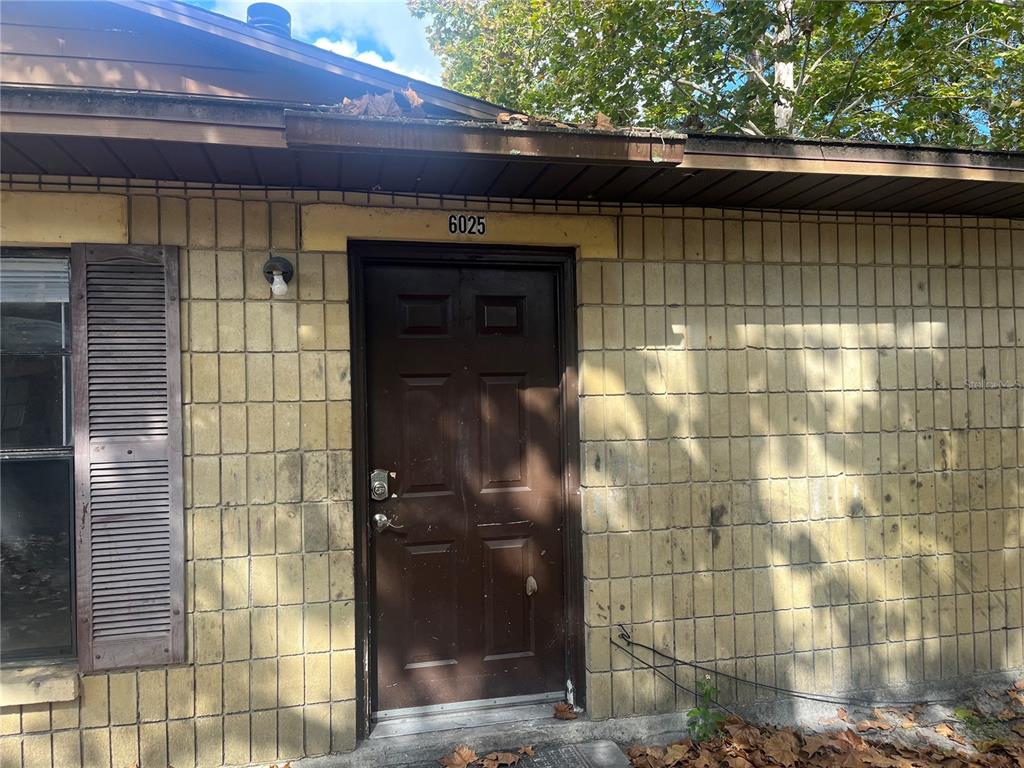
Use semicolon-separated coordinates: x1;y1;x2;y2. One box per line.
246;2;291;37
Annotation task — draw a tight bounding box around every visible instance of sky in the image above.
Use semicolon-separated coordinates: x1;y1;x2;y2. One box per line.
185;1;444;84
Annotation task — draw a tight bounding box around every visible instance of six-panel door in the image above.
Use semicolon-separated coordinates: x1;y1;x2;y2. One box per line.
366;262;567;712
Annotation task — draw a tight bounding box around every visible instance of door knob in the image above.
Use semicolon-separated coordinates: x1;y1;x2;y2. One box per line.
525;575;538;596
372;512;403;533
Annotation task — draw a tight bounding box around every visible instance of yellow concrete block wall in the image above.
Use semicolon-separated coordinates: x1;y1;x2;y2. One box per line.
0;183;356;768
580;210;1024;720
2;175;1023;764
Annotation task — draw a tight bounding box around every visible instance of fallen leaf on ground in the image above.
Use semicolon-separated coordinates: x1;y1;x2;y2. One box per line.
480;751;520;767
623;708;1024;768
857;718;893;732
627;744;665;768
663;743;690;766
837;707;849;721
762;729;800;766
517;746;535;756
553;701;577;720
439;745;478;768
897;710;917;729
726;756;755;768
934;723;966;745
801;733;835;757
724;717;763;748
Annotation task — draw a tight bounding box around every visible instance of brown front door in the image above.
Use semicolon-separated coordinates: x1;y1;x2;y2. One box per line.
365;256;567;712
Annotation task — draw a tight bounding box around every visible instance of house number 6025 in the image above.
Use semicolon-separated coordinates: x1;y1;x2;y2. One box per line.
448;214;486;235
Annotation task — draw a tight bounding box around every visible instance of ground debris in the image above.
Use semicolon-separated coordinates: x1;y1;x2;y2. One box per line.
553;701;578;720
438;745;535;767
625;712;1024;768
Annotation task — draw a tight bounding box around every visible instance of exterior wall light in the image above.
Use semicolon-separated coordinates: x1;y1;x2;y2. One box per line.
262;256;294;297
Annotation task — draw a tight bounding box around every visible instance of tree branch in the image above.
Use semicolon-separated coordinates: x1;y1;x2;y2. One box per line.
826;3;909;129
727;51;773;89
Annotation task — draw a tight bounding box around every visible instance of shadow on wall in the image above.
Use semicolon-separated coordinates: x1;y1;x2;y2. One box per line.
580;257;1023;723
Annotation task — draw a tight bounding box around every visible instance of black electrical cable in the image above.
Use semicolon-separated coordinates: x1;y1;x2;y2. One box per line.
609;638;740;718
615;625;959;708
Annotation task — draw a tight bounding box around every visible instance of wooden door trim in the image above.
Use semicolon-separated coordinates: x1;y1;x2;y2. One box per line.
348;242;584;739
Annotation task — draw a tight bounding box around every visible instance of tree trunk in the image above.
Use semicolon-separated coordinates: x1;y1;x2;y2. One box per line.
773;0;795;133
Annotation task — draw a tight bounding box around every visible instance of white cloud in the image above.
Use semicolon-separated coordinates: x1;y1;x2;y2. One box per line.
194;0;442;85
312;36;437;84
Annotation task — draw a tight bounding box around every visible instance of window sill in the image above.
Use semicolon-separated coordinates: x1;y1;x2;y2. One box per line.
0;662;78;707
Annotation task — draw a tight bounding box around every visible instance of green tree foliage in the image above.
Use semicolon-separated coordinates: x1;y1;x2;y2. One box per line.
409;0;1023;149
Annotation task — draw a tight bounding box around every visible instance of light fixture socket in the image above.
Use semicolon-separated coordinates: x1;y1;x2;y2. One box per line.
262;256;294;288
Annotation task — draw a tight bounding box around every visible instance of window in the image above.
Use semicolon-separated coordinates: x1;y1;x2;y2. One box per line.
1;244;185;672
0;252;75;661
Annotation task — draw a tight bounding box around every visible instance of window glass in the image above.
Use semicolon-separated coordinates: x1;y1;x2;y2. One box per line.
0;252;75;662
1;355;68;448
0;258;70;354
1;258;71;449
0;302;69;353
0;459;75;659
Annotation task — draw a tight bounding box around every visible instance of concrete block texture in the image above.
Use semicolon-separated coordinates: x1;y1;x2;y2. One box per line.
581;210;1024;722
0;182;1021;766
0;187;353;768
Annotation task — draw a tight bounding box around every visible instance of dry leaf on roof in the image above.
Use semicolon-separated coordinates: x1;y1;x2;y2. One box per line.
337;94;370;115
595;112;614;130
368;92;402;117
402;86;424;111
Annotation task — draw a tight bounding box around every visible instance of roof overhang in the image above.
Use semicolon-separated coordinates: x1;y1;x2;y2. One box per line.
2;86;1022;216
283;112;687;166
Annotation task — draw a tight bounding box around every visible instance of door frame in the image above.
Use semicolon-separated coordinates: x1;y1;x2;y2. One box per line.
349;241;585;737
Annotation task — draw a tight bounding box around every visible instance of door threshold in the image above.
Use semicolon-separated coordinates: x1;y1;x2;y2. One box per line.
370;691;564;739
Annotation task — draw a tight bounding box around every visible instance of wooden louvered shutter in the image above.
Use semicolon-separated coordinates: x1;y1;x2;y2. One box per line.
71;244;184;671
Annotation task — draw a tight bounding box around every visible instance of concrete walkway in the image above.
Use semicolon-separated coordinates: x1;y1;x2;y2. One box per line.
293;669;1024;768
294;712;679;768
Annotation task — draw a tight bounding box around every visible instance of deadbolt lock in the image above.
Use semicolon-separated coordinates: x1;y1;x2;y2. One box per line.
370;469;392;502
